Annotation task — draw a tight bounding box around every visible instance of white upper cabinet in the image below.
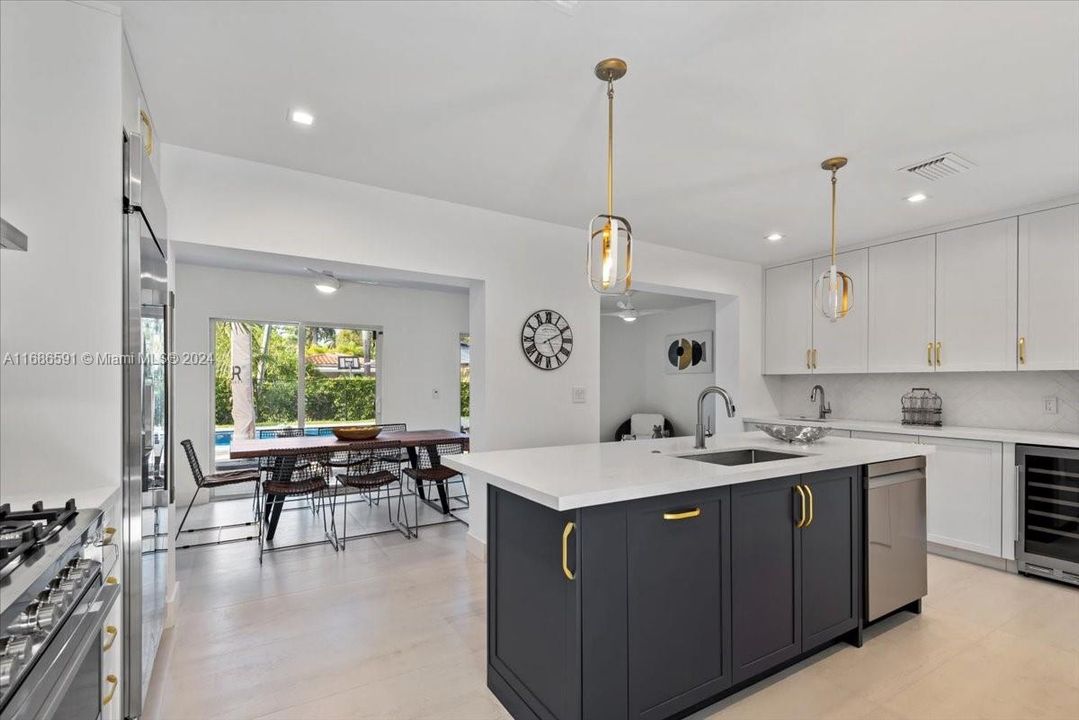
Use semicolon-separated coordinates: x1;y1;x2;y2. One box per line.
811;249;868;373
764;261;813;374
868;235;936;373
934;218;1018;372
1018;204;1079;371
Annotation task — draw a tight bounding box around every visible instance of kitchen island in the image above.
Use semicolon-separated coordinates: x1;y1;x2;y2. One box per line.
444;431;932;720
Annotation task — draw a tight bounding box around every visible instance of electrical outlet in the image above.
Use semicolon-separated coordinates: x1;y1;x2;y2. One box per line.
1043;396;1058;414
571;386;587;404
432;388;440;400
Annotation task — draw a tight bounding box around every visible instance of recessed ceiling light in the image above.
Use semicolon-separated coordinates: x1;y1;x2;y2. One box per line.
290;109;314;126
906;192;927;203
766;233;783;242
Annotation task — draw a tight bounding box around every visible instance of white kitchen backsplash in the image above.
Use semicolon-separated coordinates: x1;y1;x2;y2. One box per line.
778;371;1079;433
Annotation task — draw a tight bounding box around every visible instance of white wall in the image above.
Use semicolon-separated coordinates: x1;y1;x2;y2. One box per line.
173;262;469;504
599;317;647;441
601;301;724;440
641;301;720;437
159;144;776;545
776;371;1079;433
0;1;123;496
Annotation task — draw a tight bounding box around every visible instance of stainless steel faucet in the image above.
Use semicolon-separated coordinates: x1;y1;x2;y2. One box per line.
696;386;736;449
810;384;831;420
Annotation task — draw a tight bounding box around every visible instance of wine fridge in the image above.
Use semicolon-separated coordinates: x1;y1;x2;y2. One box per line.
1016;444;1079;587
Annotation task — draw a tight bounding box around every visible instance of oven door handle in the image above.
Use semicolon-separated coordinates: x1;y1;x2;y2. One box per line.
33;582;121;720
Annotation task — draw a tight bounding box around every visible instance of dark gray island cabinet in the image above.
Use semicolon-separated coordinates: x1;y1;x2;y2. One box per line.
487;466;862;720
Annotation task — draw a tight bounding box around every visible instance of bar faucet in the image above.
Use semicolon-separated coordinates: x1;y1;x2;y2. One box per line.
696;386;736;449
810;384;831;420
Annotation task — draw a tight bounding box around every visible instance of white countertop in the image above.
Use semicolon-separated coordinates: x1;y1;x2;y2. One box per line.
0;484;121;514
443;431;930;511
744;416;1079;449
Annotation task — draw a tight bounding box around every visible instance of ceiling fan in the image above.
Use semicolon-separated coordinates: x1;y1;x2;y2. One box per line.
600;291;664;323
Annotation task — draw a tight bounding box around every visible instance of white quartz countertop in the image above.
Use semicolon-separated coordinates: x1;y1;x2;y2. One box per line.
0;484;120;513
743;416;1079;449
443;431;930;511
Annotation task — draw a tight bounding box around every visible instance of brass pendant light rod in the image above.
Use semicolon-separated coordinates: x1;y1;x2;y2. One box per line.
595;58;626;218
820;156;847;265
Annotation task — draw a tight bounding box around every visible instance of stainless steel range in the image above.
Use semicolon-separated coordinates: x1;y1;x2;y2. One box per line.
0;501;118;719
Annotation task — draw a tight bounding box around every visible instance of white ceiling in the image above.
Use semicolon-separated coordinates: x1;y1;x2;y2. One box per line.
173;241;472;294
600;289;712;315
120;1;1079;265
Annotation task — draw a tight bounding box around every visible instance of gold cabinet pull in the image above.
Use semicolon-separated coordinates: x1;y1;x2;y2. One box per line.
103;674;119;706
927;342;933;367
1018;337;1026;365
102;527;117;545
103;625;118;652
106;576;118;585
561;521;576;581
806;349;812;370
794;485;807;528
663;508;701;521
935;342;942;367
803;484;814;528
812;349;818;369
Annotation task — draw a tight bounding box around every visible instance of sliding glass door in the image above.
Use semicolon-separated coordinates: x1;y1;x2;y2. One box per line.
212;319;381;474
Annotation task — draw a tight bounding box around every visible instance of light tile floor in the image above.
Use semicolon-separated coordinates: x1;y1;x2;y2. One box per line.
147;502;1078;720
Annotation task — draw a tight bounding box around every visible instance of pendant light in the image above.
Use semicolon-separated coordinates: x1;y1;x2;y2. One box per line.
814;157;853;321
587;58;633;295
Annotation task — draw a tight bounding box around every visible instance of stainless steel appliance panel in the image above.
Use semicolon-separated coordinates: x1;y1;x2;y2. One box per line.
866;456;927;622
1016;444;1079;587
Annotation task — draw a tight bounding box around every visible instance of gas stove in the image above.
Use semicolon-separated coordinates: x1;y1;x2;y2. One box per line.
0;500;79;581
0;500;112;717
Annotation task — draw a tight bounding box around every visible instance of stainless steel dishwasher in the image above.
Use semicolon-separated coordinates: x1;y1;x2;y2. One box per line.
866;456;927;622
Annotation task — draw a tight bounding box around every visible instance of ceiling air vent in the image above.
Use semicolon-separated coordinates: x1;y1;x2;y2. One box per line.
898;152;975;181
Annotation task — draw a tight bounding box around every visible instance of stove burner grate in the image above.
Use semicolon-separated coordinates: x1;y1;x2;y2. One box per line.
0;501;78;579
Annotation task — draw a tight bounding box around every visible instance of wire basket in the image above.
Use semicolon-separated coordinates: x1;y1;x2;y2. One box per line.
901;387;942;426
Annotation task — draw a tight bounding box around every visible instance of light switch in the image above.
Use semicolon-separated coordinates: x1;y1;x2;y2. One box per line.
572;386;587;404
432;388;440;400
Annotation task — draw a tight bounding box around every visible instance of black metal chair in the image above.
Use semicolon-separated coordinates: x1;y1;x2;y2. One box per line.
176;439;261;548
331;453;412;546
258;452;337;563
402;440;469;535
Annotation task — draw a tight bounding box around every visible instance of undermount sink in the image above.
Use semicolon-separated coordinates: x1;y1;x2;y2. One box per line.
678;448;806;466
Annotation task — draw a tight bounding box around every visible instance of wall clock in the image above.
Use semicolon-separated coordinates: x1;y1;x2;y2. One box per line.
521;309;573;370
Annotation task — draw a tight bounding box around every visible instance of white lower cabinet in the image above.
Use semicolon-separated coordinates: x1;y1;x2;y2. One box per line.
102;591;123;720
850;430;1005;559
922;437;1003;557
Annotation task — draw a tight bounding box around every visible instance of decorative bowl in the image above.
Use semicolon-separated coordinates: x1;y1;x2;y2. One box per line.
332;426;382;441
755;423;831;444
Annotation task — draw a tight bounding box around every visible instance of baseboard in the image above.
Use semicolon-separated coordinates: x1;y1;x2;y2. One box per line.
928;542;1010;572
466;530;487;561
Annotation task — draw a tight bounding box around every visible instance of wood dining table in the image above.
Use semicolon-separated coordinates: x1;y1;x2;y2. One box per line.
230;429;470;540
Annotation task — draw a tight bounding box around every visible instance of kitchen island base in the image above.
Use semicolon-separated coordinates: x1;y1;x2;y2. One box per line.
487;465;865;720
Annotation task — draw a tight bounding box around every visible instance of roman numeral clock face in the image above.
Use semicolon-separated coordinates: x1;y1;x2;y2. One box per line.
521;309;573;371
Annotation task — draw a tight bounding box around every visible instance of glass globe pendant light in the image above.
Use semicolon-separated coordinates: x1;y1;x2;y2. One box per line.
815;156;853;321
588;58;633;295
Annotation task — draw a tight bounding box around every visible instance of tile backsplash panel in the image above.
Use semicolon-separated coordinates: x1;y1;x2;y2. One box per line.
778;372;1079;434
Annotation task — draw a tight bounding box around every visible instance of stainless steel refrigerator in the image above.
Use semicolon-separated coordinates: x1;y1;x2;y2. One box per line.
122;131;171;719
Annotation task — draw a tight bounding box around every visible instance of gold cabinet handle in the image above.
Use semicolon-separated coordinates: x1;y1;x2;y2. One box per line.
561;521;576;581
103;625;118;652
1018;337;1026;365
663;508;701;521
806;349;811;370
803;484;814;528
102;527;117;545
927;342;933;367
103;674;119;706
106;576;119;585
935;342;942;367
794;485;807;528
